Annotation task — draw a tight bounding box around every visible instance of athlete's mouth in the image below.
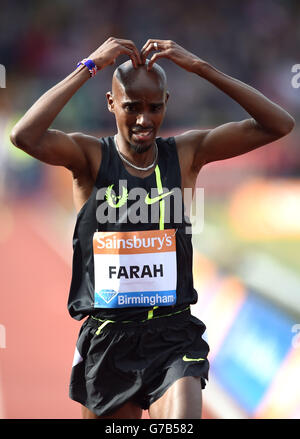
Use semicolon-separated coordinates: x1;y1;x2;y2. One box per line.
131;128;154;141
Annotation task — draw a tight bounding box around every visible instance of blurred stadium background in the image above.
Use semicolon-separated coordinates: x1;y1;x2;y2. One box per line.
0;0;300;419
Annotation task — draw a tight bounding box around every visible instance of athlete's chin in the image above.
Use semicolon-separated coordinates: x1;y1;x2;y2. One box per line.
130;136;155;154
130;142;152;154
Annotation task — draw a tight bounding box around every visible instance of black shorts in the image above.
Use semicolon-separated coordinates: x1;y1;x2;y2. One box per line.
69;306;210;417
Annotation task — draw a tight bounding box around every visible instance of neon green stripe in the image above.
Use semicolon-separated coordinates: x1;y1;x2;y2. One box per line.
91;306;190;332
154;165;164;230
95;319;114;335
182;355;205;362
147;306;159;320
155;165;163;193
143;306;190;322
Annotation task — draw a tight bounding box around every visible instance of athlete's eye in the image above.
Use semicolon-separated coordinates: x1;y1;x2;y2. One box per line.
151;104;163;112
124;104;138;113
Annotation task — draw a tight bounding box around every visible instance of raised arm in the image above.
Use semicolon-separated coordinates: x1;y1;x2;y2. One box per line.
10;37;142;175
141;39;295;172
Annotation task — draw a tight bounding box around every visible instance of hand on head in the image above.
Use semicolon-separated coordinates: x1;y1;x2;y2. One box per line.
88;37;202;74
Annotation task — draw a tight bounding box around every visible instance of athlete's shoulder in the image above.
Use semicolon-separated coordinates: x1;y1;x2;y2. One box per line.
70;131;103;160
174;129;209;150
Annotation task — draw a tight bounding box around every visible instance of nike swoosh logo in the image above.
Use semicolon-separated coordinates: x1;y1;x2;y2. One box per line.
145;191;173;205
182;355;205;362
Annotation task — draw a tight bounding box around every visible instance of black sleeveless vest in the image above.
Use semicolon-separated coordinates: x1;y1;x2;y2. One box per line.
67;136;198;321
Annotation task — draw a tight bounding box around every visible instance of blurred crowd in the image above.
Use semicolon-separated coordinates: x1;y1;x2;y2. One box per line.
0;0;299;197
1;0;299;126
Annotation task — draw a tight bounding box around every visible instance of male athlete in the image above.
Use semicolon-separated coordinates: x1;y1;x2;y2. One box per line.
10;37;294;419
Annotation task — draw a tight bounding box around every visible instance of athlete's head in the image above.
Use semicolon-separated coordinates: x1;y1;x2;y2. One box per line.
106;59;169;154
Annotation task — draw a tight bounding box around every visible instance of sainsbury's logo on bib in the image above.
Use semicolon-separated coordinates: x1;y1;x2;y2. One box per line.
93;229;176;255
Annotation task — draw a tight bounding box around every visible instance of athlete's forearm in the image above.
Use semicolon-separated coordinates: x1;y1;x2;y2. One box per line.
142;39;294;136
11;37;142;150
196;62;295;136
10;65;90;149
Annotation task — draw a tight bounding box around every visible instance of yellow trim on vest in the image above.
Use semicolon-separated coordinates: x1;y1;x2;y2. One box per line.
154;165;165;230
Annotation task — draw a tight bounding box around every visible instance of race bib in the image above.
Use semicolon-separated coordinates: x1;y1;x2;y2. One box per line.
93;229;177;308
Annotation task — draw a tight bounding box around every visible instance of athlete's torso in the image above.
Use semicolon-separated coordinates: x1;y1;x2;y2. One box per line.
68;135;198;321
72;134;198;217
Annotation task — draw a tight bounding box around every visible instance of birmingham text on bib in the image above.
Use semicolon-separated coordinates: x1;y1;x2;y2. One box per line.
93;229;177;308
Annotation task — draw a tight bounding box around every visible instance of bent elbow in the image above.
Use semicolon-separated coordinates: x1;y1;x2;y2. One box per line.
10;128;31;150
277;116;296;138
284;115;295;134
9;129;19;147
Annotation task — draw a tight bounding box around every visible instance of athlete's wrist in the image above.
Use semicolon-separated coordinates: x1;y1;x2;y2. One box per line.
76;58;99;78
194;60;213;77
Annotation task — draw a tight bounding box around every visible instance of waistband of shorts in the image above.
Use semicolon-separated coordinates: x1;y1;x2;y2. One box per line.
89;305;191;335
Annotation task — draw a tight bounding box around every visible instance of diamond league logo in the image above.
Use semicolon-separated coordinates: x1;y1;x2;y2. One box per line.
97;289;119;304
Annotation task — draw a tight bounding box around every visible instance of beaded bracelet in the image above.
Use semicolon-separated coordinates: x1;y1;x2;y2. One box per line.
76;58;98;77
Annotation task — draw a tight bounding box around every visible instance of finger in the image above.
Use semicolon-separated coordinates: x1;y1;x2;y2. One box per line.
141;39;166;52
117;39;142;65
141;44;157;63
147;51;169;70
129;52;139;69
141;39;161;52
119;46;139;68
141;40;164;62
128;44;142;65
141;41;156;59
141;46;153;63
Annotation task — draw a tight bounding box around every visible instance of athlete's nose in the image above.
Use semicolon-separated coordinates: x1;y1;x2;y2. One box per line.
136;112;151;127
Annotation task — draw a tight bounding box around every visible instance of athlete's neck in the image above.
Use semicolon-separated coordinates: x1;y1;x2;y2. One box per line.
115;134;157;169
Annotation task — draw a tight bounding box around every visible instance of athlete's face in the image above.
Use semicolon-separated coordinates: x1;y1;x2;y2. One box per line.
107;67;169;153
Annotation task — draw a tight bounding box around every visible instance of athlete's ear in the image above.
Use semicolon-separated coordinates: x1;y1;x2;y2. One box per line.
165;91;170;103
106;91;115;113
